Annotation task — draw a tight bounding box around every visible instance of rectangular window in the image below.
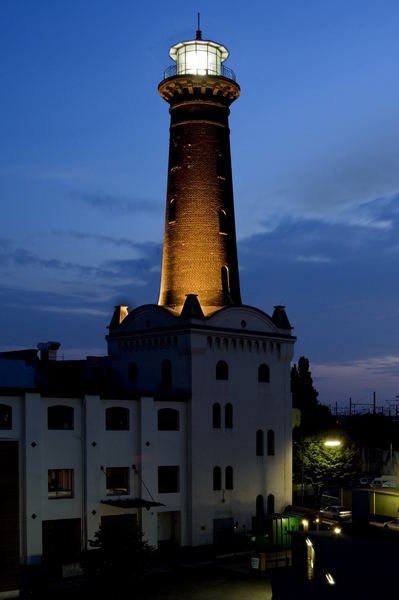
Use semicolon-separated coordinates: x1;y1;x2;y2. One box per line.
106;467;130;495
48;469;74;499
158;466;179;494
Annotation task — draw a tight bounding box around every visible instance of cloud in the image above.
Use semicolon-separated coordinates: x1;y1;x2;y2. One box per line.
241;193;399;266
295;254;332;264
52;230;164;259
312;356;399;408
0;241;162;287
34;305;110;318
78;191;161;214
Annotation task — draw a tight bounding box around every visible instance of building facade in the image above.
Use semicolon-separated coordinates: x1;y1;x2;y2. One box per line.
0;28;295;594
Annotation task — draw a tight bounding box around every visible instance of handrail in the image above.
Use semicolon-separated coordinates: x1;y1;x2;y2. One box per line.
163;64;236;82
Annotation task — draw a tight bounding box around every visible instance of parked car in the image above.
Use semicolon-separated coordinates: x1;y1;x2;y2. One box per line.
359;476;373;487
319;505;352;521
370;476;398;489
383;518;399;531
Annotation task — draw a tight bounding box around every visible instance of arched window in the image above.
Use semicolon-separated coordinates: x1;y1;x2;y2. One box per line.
216;360;228;380
0;404;12;430
169;140;180;170
158;408;179;431
225;466;233;490
168;198;176;223
106;407;129;431
267;494;275;515
128;362;138;383
161;359;172;388
256;429;264;456
221;266;230;295
219;209;227;234
267;429;275;456
225;403;233;429
212;403;221;429
48;405;74;430
213;466;222;491
258;364;270;383
256;494;265;519
216;152;225;178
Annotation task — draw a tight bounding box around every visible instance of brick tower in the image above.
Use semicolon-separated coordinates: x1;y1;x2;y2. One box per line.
158;28;242;316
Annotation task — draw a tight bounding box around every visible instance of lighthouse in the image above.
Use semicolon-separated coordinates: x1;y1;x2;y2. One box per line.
158;28;242;315
106;26;295;549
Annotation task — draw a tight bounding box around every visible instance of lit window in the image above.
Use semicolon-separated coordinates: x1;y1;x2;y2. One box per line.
267;430;275;456
48;469;74;499
106;467;130;495
0;404;12;430
213;466;222;490
158;408;179;431
258;364;270;383
225;403;233;429
106;407;129;431
158;466;179;493
256;430;264;456
48;405;74;430
225;466;233;490
216;360;228;380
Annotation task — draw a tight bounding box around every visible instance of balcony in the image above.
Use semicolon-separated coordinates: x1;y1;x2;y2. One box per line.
163;64;236;82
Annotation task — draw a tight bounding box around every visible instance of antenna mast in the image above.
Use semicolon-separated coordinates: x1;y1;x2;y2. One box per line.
196;12;202;40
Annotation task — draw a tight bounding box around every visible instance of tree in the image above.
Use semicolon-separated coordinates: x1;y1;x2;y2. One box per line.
294;436;359;502
85;524;155;599
291;356;335;436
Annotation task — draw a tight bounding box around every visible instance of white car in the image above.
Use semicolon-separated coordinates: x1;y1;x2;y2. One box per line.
383;518;399;531
319;505;352;521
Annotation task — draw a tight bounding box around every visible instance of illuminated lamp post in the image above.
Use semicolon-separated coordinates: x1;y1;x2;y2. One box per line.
158;26;242;316
323;438;344;504
324;440;341;448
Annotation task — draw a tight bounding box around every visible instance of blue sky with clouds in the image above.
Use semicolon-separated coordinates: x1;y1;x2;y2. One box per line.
1;0;398;408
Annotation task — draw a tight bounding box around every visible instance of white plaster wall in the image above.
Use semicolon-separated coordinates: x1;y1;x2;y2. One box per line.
138;396;187;547
24;393;43;564
42;398;83;522
188;321;294;546
86;396;141;543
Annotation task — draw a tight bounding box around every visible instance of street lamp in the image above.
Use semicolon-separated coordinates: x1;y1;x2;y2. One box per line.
324;440;341;447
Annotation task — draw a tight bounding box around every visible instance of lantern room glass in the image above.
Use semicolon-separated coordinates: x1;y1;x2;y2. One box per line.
175;42;223;76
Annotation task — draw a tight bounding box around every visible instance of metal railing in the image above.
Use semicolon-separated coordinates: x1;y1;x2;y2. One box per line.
162;64;236;82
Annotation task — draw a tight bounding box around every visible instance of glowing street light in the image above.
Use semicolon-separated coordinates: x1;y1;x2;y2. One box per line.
326;573;336;585
333;526;342;535
324;440;341;447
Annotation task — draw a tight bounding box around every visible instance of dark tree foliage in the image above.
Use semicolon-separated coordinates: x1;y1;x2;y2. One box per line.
347;413;399;451
291;356;335;436
85;525;154;599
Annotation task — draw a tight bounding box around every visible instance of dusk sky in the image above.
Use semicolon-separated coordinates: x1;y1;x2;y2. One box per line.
1;1;398;409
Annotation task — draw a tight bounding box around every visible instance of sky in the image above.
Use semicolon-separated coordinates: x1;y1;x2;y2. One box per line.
1;0;398;409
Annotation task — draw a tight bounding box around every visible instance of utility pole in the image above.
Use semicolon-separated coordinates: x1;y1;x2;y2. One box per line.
349;397;352;416
373;391;376;415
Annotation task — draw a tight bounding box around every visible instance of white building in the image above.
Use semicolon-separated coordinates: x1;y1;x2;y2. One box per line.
0;28;295;595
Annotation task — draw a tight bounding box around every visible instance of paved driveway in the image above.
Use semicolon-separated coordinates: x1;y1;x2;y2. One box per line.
143;570;272;600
